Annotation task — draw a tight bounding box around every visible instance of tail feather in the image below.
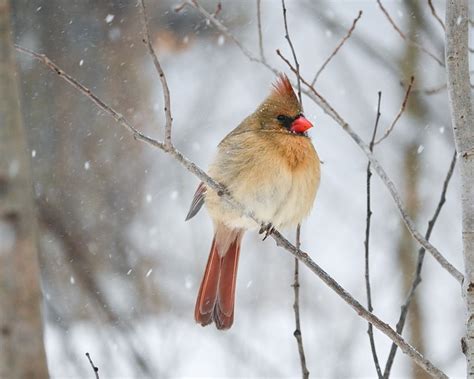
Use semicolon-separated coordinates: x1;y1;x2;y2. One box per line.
194;237;220;326
195;226;243;330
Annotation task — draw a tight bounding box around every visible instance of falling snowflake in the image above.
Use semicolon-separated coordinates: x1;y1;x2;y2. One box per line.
146;269;153;278
84;161;90;170
105;14;115;23
79;59;84;66
417;145;424;154
31;150;36;158
217;35;225;46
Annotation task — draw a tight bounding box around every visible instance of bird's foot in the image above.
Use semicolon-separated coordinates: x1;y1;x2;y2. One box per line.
259;223;275;241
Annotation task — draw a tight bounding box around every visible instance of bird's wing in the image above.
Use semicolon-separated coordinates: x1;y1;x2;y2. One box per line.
185;182;206;221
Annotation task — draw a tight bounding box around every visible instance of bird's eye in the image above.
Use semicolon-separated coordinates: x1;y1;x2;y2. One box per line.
277;115;286;121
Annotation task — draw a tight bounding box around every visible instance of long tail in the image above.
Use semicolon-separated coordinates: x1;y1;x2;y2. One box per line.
195;225;243;330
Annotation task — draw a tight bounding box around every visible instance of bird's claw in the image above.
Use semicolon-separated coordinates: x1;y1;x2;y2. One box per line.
259;223;274;241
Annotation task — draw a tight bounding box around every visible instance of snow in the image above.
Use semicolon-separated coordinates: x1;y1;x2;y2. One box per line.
79;59;84;66
145;269;153;278
31;149;36;157
217;35;225;46
105;14;115;24
84;161;90;170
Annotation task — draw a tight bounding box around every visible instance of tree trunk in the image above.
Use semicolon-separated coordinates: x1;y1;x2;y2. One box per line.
445;0;474;377
0;0;49;377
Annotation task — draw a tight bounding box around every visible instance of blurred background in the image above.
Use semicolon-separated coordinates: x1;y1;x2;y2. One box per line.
9;0;466;377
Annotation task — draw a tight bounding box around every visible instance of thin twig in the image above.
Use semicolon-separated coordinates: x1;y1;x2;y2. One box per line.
281;0;302;105
256;0;266;63
376;0;444;67
427;0;446;32
275;48;462;284
16;45;449;379
374;76;414;145
311;10;363;86
364;92;383;379
293;224;309;379
85;352;99;379
176;0;277;75
382;151;457;378
281;3;308;375
420;82;447;95
139;0;173;148
14;45;165;151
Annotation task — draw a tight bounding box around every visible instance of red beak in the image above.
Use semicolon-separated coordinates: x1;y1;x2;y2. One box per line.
290;116;313;133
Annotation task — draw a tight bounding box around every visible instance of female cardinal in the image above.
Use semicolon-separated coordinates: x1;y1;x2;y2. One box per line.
186;74;320;329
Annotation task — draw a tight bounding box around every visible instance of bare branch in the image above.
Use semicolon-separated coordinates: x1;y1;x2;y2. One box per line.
16;45;449;379
276;49;463;284
139;0;173;148
311;10;363;86
376;0;444;67
374;76;414;145
419;82;447;95
281;4;307;373
14;45;165;151
85;353;99;379
293;224;309;379
427;0;446;31
365;92;383;379
176;0;277;74
256;0;266;63
281;0;302;105
383;151;457;378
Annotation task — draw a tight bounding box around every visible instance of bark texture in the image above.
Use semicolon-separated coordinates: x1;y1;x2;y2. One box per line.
0;0;49;377
445;0;474;376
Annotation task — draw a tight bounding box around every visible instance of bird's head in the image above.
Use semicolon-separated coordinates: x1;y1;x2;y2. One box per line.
256;74;313;136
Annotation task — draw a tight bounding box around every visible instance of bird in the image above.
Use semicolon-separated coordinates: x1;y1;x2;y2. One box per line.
186;74;320;330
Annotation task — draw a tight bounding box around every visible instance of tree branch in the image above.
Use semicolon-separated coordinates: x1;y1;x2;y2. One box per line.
85;352;99;379
427;0;445;32
139;0;172;148
376;0;444;67
311;10;363;86
382;151;457;378
365;92;383;379
374;76;414;145
256;0;266;63
15;44;449;379
293;224;309;379
280;3;307;375
281;0;301;105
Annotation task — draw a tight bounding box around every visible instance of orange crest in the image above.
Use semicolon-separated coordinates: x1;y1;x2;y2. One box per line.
268;73;301;114
272;73;296;99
